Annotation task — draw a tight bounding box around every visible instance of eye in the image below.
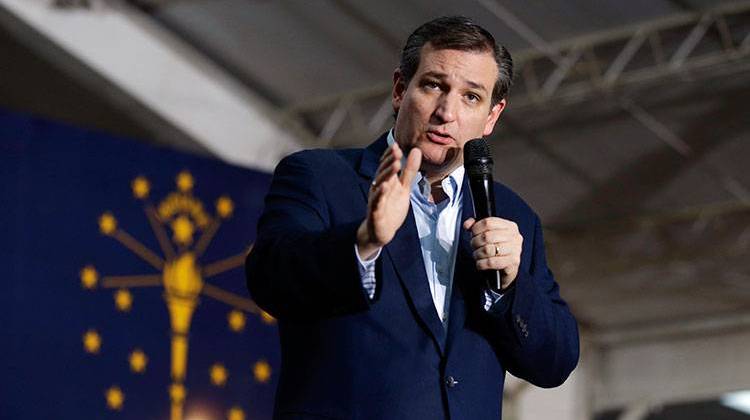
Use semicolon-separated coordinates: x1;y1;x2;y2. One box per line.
423;81;441;90
465;93;481;103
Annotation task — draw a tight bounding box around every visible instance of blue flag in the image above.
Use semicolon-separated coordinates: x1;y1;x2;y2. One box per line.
0;109;279;420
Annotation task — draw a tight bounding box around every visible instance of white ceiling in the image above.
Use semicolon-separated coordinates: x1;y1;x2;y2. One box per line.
135;0;750;338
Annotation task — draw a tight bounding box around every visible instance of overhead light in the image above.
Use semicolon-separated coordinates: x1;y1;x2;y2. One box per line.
721;390;750;415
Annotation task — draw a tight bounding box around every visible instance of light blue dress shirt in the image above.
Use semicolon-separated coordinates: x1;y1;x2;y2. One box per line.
355;131;502;325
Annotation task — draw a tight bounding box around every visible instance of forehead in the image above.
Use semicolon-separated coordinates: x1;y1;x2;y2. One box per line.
415;44;498;88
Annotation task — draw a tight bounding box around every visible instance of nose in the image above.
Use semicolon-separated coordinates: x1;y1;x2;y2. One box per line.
432;93;458;124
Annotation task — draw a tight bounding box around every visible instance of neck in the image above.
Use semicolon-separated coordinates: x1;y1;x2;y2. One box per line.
423;169;455;204
422;161;460;186
429;181;448;204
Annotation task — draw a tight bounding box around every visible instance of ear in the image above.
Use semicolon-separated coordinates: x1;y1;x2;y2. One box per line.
482;99;507;136
392;68;406;113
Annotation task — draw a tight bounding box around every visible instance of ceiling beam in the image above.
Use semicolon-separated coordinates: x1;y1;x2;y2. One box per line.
555;89;750;225
286;2;750;147
328;0;401;51
0;0;306;171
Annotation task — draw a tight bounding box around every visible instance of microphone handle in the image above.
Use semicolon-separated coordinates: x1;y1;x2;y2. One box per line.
468;176;504;292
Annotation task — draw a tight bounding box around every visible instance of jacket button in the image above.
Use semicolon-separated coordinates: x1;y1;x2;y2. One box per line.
445;376;458;388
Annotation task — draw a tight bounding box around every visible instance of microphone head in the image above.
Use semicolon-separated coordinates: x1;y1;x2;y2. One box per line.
464;137;490;161
464;138;493;177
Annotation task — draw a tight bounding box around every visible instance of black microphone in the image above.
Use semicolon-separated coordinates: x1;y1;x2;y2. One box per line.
463;138;503;292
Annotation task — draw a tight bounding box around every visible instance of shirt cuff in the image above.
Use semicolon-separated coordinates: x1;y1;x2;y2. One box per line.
354;244;381;300
483;288;505;311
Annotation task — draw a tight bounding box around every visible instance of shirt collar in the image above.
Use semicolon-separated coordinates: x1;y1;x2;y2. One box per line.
387;129;465;206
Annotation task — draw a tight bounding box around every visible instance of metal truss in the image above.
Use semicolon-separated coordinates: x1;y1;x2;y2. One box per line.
288;1;750;147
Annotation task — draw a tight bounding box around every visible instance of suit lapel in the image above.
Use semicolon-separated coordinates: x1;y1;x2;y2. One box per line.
384;209;447;352
458;175;476;262
357;134;447;353
446;175;476;347
447;175;510;349
357;134;388;200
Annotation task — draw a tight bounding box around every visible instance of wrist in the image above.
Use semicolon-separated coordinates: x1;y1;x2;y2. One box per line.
356;220;381;260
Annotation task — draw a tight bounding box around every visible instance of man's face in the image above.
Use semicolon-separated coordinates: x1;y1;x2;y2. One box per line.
392;43;506;177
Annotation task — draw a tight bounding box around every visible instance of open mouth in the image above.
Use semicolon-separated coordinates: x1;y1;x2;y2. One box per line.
426;131;453;145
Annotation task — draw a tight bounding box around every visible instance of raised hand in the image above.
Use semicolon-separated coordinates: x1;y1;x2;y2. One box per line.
356;142;421;259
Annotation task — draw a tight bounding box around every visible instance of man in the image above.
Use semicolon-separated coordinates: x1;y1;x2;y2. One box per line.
246;16;579;420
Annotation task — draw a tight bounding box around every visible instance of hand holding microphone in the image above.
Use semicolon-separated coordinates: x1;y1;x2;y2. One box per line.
463;138;523;292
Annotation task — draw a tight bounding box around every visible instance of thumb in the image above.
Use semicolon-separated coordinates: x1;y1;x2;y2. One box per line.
400;148;422;187
463;217;476;230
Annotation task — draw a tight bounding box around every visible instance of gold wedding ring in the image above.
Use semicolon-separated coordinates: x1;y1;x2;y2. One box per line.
494;245;500;256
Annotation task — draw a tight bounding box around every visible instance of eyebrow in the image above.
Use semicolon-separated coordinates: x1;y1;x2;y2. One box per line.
422;71;489;94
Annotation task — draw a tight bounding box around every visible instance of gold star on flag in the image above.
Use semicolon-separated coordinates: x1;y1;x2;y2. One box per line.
210;363;228;387
253;360;272;383
216;196;234;218
98;212;117;235
228;406;245;420
129;349;148;373
131;176;150;199
171;215;195;245
83;330;101;354
228;310;246;332
176;171;194;192
105;386;124;411
114;289;133;312
80;265;98;289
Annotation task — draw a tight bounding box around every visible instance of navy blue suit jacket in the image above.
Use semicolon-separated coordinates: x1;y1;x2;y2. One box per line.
246;134;579;420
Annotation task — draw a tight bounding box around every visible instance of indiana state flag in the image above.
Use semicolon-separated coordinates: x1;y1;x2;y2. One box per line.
0;108;279;420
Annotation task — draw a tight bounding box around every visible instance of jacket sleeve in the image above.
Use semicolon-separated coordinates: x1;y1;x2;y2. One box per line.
245;152;371;320
484;213;580;388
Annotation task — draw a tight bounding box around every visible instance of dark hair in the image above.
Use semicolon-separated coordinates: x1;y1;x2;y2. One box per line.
399;16;513;105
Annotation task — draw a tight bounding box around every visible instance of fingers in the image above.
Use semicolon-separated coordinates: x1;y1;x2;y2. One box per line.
382;142;403;161
373;161;399;187
469;217;519;236
373;145;403;189
375;147;397;175
399;147;422;187
368;185;386;213
475;255;519;271
472;243;512;259
373;143;420;190
377;151;395;173
470;231;516;249
466;216;523;274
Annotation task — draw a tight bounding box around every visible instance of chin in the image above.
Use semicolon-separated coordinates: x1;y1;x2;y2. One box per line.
422;153;460;175
423;142;458;160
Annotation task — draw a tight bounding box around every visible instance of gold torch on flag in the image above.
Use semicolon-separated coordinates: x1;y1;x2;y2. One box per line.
81;171;275;420
1;112;278;420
